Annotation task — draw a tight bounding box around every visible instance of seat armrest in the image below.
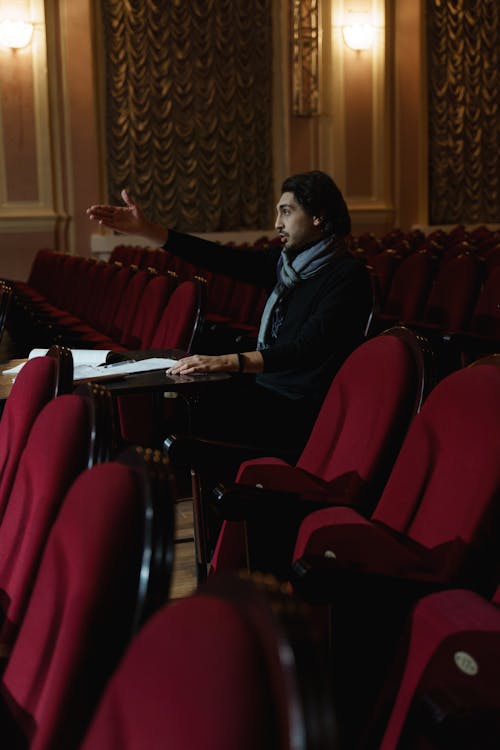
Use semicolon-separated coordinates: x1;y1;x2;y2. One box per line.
163;433;296;473
212;481;345;521
442;330;500;356
290;554;451;606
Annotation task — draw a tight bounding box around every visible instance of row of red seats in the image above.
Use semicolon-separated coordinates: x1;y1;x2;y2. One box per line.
0;350;333;746
1;343;499;746
0;350;180;747
4;250;205;358
109;239;277;348
166;324;500;746
366;248;500;374
353;223;500;259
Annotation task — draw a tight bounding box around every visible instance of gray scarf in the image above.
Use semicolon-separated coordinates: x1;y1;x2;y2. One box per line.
257;234;338;350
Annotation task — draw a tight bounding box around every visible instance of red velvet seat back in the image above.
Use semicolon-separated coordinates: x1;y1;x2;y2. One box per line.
377;589;500;749
72;259;109;322
56;255;87;311
111;269;151;344
296;332;422;493
422;252;483;330
468;265;500;337
115;280;204;444
0;462;145;750
122;273;176;349
80;573;333;750
80;594;270;750
84;261;121;329
382;252;437;321
372;364;500;573
0;394;94;645
96;265;135;336
0;357;58;521
25;249;54;291
367;249;402;305
150;279;203;350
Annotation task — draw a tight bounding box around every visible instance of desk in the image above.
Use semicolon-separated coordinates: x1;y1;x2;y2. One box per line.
100;369;230;396
101;364;232;583
1;353;231;581
0;359;27;404
0;354;230;402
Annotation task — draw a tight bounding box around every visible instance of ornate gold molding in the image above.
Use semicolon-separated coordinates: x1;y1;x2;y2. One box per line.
291;0;319;116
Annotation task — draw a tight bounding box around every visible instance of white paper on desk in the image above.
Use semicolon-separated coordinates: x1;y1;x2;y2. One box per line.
29;348;112;366
73;357;179;382
2;348;112;376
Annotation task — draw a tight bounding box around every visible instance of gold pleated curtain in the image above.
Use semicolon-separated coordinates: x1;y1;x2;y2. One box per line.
427;0;500;224
100;1;274;232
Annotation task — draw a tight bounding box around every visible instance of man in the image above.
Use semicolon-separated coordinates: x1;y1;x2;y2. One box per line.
88;170;372;455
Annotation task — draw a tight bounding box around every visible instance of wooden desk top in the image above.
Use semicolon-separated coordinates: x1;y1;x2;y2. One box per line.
0;359;26;401
0;357;231;402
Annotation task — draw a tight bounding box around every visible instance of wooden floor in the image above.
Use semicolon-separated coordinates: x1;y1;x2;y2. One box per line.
171;498;197;599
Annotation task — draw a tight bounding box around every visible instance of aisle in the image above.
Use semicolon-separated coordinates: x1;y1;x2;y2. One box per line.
172;499;197;599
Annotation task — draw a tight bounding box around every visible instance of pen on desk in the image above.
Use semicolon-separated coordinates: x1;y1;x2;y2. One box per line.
99;359;137;369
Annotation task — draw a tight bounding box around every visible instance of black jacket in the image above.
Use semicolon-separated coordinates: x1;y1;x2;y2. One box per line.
164;230;372;408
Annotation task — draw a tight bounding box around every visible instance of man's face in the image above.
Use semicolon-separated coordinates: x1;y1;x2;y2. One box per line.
275;192;323;256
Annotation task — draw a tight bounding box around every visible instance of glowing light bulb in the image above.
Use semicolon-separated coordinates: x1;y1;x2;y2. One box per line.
0;20;34;50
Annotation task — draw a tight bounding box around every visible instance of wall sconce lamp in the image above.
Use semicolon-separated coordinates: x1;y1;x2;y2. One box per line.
342;19;376;51
0;19;34;50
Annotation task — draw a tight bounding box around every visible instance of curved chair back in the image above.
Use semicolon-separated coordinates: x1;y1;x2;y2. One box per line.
382;251;437;323
150;278;205;352
0;348;72;522
210;327;433;576
0;450;175;750
374;589;500;749
293;362;500;592
468;264;500;338
0;393;99;647
371;363;500;584
422;252;483;331
80;573;337;750
123;272;178;349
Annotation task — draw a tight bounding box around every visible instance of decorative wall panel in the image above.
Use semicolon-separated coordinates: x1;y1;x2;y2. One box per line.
427;0;500;224
291;0;319;116
100;1;274;232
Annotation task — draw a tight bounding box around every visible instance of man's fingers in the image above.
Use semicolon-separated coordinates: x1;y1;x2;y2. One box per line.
121;188;135;207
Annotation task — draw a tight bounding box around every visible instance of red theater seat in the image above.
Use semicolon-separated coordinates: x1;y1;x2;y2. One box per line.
370;588;500;749
192;326;434;578
80;573;336;750
0;450;174;750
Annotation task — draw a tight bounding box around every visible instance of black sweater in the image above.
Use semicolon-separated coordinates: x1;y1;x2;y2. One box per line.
164;230;372;408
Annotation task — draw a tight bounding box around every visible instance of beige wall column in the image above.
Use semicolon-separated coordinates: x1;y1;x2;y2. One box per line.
289;0;394;235
393;0;428;229
0;0;102;280
0;0;54;279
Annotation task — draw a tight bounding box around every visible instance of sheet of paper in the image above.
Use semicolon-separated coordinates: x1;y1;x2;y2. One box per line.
2;348;112;376
28;348;112;367
73;357;179;382
2;362;26;375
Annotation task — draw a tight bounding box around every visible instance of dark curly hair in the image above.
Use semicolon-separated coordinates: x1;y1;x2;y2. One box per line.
281;170;351;237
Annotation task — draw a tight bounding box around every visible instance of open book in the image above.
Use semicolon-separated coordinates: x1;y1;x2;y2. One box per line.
2;348;179;382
